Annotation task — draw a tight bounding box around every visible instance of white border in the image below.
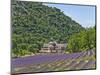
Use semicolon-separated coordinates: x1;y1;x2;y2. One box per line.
0;0;100;75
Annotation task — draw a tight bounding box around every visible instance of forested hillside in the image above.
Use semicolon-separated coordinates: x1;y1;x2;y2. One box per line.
12;0;85;56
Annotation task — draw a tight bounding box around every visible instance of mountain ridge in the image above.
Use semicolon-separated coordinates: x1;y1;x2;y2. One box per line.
12;0;84;56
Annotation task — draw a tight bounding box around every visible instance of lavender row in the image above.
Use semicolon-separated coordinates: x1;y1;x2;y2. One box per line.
11;50;95;68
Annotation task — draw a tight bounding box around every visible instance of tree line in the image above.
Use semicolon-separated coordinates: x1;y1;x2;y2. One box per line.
67;26;96;53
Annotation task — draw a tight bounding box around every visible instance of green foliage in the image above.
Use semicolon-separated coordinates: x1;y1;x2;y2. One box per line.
12;0;84;57
67;27;96;53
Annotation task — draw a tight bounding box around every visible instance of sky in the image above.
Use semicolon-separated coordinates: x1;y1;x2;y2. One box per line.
43;3;96;28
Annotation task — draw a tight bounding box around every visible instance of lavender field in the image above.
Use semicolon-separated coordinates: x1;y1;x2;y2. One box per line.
11;50;96;74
